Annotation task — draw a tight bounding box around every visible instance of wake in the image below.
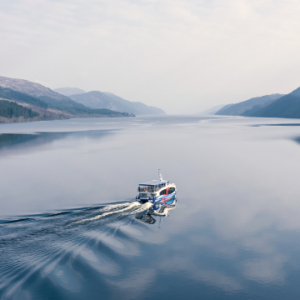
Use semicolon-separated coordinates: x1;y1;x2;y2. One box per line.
0;200;154;300
68;201;152;226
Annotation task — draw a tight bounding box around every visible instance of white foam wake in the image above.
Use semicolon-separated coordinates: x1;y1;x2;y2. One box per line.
70;202;152;226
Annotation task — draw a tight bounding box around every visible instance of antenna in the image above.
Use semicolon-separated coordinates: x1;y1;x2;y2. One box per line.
158;169;163;181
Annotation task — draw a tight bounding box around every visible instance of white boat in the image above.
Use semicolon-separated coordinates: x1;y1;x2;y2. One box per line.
136;170;177;204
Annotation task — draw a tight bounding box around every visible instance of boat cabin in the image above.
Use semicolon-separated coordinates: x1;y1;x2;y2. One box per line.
137;179;176;203
138;180;169;192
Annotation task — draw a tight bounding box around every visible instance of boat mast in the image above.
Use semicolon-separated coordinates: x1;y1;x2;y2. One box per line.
158;169;163;181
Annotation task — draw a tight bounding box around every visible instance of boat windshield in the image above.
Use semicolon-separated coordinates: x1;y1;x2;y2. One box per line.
138;183;166;192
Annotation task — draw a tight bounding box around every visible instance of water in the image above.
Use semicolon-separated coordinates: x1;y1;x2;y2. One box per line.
1;116;300;299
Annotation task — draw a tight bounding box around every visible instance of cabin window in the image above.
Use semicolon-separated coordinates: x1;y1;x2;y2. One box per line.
160;189;167;196
139;186;155;192
168;187;175;194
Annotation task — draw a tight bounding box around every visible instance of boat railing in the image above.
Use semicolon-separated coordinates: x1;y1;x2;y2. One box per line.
138;184;167;193
138;188;163;193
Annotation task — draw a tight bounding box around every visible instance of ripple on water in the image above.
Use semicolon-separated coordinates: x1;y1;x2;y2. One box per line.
0;201;155;299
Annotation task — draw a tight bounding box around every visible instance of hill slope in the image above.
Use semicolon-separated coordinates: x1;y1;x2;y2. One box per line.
0;97;68;123
0;86;48;109
215;94;284;116
105;92;165;115
69;91;166;115
243;87;300;118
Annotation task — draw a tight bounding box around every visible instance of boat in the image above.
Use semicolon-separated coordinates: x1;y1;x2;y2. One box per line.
136;170;177;204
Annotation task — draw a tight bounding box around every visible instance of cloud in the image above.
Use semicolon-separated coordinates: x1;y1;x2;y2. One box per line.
242;255;286;283
159;256;243;292
1;0;300;113
106;268;156;299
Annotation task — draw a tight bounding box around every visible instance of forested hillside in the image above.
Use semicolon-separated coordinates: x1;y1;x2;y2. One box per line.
0;100;38;119
0;86;48;108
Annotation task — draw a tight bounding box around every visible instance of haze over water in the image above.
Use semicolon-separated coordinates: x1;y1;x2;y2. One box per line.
1;116;300;299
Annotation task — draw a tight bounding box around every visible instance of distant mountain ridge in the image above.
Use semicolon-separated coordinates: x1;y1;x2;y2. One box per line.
243;87;300;118
0;76;134;122
215;94;284;116
68;91;166;115
214;86;300;119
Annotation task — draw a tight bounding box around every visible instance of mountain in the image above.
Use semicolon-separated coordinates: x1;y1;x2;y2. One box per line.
243;87;300;118
0;76;94;115
53;87;86;96
0;76;133;118
68;91;166;115
215;94;284;116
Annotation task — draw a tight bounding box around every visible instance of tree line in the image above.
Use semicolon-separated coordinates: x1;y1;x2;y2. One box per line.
0;100;38;119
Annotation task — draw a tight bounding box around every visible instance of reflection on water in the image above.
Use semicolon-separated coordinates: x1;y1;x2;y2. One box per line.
2;116;300;299
0;130;115;153
136;199;177;224
0;201;171;300
251;123;300;127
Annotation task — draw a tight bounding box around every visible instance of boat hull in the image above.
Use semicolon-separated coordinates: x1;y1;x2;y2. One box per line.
137;191;177;204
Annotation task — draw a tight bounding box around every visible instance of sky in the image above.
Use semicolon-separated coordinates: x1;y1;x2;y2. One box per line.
1;0;300;114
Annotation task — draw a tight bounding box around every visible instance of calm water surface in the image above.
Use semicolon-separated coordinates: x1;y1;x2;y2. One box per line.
1;116;300;299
